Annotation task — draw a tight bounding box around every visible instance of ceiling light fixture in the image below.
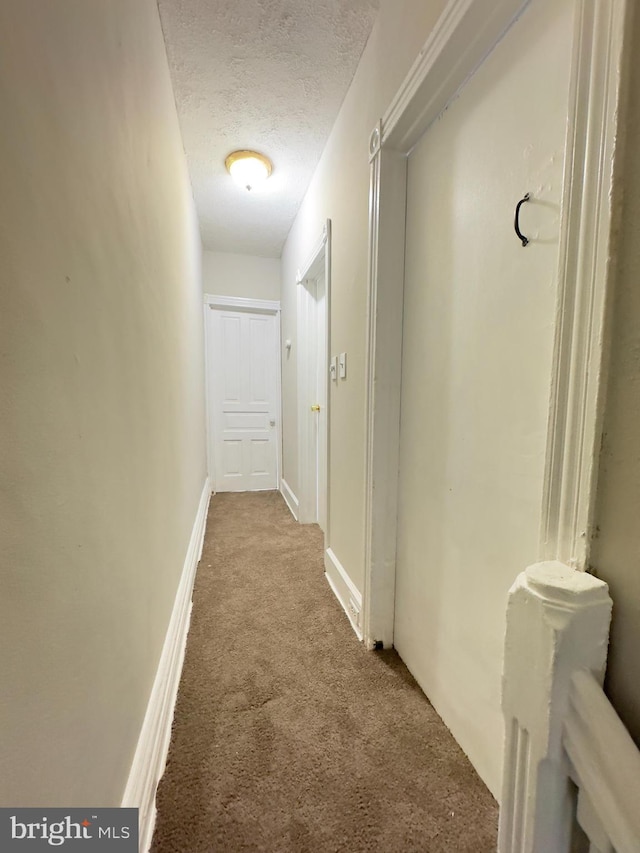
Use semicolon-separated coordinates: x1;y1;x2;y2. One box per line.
225;150;272;192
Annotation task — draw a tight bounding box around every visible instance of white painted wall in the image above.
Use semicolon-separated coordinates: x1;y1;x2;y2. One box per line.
0;0;206;807
280;0;640;799
592;0;640;752
203;250;281;301
394;0;574;797
281;0;448;589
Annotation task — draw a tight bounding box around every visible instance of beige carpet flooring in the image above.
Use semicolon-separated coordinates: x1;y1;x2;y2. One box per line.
151;491;498;852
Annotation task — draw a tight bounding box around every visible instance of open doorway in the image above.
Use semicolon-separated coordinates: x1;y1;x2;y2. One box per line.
296;222;331;535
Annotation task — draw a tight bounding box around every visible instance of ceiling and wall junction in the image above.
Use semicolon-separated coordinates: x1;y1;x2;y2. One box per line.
157;0;379;257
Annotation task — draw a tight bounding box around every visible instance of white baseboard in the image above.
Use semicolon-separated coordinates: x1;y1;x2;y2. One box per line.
280;478;299;521
121;477;211;852
324;547;363;641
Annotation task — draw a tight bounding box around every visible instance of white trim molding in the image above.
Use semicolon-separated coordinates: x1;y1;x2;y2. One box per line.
383;0;530;151
362;145;408;649
539;0;627;569
296;220;332;542
324;548;363;641
204;294;281;313
280;478;299;521
296;222;330;286
121;478;211;853
362;0;627;649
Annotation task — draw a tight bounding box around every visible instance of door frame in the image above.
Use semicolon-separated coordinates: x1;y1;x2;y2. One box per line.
363;0;627;648
203;294;282;493
296;220;332;539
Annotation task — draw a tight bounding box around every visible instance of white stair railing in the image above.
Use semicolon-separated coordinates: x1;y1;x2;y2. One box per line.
498;560;619;853
564;668;640;853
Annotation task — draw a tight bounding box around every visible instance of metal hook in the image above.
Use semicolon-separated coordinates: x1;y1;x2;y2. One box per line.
514;193;531;247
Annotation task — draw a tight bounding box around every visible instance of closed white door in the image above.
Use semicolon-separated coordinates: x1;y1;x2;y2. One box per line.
208;308;279;492
394;0;575;796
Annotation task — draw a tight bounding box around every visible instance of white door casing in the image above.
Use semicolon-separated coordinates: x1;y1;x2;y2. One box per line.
314;273;328;532
297;222;331;535
205;296;281;493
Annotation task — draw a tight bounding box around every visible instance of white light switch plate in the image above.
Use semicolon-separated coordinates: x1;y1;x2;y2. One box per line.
339;352;347;379
330;355;338;381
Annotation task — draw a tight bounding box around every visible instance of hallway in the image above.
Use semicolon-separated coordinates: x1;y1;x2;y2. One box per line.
2;2;640;847
151;492;497;852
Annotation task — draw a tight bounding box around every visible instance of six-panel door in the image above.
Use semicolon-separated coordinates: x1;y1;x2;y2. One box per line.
208;308;278;492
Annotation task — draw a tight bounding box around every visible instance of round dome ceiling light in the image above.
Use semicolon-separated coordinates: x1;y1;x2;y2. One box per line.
225;150;272;192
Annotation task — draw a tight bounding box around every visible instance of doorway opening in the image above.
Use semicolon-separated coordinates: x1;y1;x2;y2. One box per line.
296;221;331;537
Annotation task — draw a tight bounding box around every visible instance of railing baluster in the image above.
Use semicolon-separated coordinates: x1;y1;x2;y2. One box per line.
499;562;612;853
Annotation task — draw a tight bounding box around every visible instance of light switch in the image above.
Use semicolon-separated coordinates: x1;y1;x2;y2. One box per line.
330;356;338;381
339;352;347;379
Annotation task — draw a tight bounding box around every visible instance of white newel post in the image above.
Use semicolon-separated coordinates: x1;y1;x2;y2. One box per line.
498;561;612;853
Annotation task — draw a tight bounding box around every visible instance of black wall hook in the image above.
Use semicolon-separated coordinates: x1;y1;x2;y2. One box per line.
514;193;531;247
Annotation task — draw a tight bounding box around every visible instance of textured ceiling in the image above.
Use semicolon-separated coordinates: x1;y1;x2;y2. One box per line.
157;0;379;258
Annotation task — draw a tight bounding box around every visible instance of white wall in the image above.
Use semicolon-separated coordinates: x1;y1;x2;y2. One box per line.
281;0;448;590
592;0;640;751
203;250;280;301
393;0;574;798
281;0;640;797
0;0;207;806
